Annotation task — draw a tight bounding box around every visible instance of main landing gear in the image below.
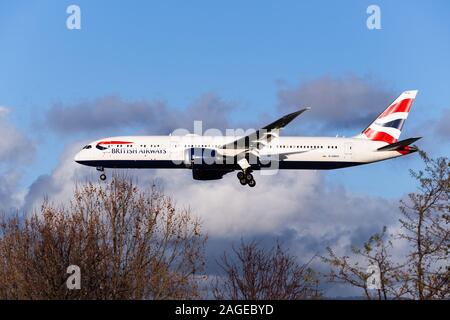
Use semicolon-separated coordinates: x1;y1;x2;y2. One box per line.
237;171;256;188
97;167;107;181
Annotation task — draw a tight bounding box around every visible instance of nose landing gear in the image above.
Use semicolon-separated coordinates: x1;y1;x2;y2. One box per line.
237;171;256;187
97;167;107;181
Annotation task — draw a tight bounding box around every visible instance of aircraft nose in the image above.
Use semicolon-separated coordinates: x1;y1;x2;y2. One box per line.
74;151;82;163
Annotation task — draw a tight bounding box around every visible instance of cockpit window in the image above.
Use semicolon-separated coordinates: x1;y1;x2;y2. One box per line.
96;144;107;150
82;145;92;150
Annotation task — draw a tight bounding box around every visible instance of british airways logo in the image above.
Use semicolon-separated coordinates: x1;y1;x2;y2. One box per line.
111;149;167;154
97;141;167;154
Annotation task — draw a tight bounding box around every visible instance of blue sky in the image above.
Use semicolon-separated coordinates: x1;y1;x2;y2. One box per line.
1;0;449;297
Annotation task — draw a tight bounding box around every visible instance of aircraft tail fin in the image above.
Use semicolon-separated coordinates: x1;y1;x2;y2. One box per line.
355;90;418;144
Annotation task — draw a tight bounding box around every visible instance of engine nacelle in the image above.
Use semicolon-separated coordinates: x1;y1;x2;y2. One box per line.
184;148;224;168
183;148;233;180
192;168;227;180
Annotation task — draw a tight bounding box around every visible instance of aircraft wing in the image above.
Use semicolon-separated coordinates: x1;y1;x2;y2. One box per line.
220;108;310;151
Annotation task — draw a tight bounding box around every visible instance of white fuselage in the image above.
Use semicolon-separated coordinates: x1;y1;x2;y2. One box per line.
74;135;407;171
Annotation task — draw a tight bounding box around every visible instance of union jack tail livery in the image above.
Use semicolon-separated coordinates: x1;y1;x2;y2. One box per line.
357;90;418;144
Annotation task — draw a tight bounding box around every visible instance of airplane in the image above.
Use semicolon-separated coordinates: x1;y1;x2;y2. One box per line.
74;90;421;187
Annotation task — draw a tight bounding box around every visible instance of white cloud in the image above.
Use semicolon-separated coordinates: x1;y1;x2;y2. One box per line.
154;170;321;236
0;106;10;117
0;169;22;212
0;109;35;164
155;169;398;260
434;108;450;139
22;142;92;213
276;75;393;133
0;107;36;211
44;93;235;136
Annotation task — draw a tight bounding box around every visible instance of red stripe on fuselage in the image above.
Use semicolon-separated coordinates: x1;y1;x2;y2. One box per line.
98;141;133;145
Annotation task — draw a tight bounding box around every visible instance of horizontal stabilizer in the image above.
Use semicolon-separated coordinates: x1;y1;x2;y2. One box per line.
377;137;421;151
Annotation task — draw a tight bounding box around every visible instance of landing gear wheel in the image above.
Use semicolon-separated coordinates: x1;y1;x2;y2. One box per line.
237;170;254;186
100;173;107;181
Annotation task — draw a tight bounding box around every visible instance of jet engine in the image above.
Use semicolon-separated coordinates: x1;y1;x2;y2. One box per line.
184;148;231;180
